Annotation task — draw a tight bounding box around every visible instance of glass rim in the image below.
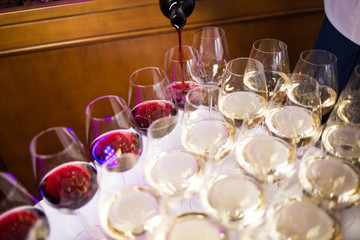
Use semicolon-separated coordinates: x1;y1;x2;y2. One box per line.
193;26;226;39
29;126;79;159
252;38;288;54
185;84;225;109
164;45;200;63
299;49;338;66
225;57;265;77
129;67;168;88
85;95;129;121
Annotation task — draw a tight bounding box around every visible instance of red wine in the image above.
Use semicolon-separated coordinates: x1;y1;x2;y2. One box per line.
0;206;49;240
90;130;143;167
131;100;177;130
160;0;195;86
40;162;98;210
165;81;199;107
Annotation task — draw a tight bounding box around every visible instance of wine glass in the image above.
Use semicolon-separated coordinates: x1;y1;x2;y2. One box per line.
30;127;102;239
293;49;338;116
199;157;267;230
0;172;49;240
249;38;290;97
85;95;143;169
163;45;204;108
192;26;230;86
97;183;162;240
235;127;296;185
321;65;360;164
144;115;205;201
220;57;268;129
268;197;341;240
298;147;360;211
265;73;322;149
181;84;236;162
128;67;178;131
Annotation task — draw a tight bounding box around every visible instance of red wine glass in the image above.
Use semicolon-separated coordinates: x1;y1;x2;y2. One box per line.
0;172;49;240
30;126;103;239
163;45;204;108
85;95;143;169
128;67;178;132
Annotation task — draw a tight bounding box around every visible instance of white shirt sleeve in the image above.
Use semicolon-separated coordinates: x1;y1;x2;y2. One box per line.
324;0;360;45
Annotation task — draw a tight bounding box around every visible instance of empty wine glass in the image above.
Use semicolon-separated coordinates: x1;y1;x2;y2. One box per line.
265;73;322;149
30;127;102;239
220;57;268;129
192;26;230;86
144;115;205;200
128;67;178;131
0;172;49;240
249;38;290;97
181;85;236;162
293;49;338;116
85;95;143;168
163;45;204;108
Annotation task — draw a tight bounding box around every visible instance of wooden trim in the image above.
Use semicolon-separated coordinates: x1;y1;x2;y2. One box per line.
0;0;324;57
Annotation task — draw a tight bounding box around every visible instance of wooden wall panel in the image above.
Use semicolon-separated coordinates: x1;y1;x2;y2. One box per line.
0;0;325;197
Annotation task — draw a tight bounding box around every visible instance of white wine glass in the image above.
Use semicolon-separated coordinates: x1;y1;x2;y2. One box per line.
192;26;230;86
163;45;204;108
249;38;290;97
235;126;296;185
321;65;360;165
86;95;143;169
128;67;178;132
267;197;342;240
298;147;360;211
220;57;268;129
199;157;267;230
144;115;205;201
0;172;49;240
97;183;162;240
293;49;338;116
265;73;323;150
181;84;236;162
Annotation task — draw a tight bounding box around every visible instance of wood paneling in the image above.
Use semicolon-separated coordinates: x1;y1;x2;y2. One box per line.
0;0;325;198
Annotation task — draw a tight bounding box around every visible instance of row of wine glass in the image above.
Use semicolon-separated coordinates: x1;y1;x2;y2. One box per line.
1;26;358;240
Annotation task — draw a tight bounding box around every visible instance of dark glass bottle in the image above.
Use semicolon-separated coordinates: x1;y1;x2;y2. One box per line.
159;0;195;30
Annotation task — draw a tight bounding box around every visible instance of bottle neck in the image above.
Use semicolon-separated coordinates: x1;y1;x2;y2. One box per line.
170;2;187;30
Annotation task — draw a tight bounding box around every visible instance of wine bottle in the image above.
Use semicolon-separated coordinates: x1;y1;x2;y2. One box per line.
159;0;195;30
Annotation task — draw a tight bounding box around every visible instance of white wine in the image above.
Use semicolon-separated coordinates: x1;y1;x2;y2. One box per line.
236;135;296;184
337;98;360;124
145;150;205;199
99;187;161;239
182;120;235;161
299;155;360;210
265;106;321;147
321;124;360;163
287;82;320;106
271;198;341;240
219;91;267;128
319;85;337;115
203;175;266;229
166;213;228;240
